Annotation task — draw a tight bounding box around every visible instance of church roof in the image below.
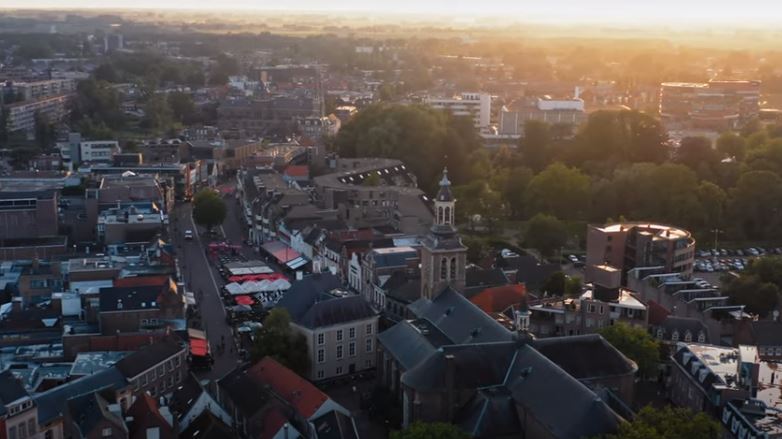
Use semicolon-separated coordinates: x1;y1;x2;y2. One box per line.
435;167;454;202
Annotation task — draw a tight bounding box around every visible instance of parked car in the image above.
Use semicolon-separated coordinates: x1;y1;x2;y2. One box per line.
185;229;194;240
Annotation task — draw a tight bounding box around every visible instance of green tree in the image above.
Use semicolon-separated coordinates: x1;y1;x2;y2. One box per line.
362;173;381;186
722;256;782;317
141;94;175;133
728;170;782;240
334;104;481;192
596;405;720;439
167;91;197;124
519;120;551;172
251;308;310;376
573;110;669;168
524;213;567;258
541;271;566;296
192;189;227;231
94;63;119;82
676;136;719;170
695;181;727;231
524;163;591;219
598;322;659;377
564;276;583;297
390;422;470;439
716;132;747;160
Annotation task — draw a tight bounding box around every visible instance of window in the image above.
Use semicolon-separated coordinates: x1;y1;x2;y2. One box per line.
336;329;343;342
349;342;356;357
684;331;692;342
317;333;324;345
366;323;373;335
9;425;16;439
317;370;325;379
167;359;173;371
365;359;372;368
450;257;456;280
174;355;181;367
141;374;148;386
337;345;344;360
336;366;343;375
672;331;680;342
366;338;373;353
599;305;605;315
27;421;35;437
102;428;112;437
440;257;448;280
697;332;706;343
317;349;325;364
656;328;664;339
444;206;451;224
157;365;164;376
44;430;53;439
18;422;26;439
349;327;356;339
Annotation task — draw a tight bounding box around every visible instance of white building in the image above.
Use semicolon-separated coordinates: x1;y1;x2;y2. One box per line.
426;92;491;130
56;132;119;164
5;94;70;133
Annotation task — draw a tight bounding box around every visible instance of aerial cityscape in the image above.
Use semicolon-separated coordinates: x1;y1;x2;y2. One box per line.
0;3;781;439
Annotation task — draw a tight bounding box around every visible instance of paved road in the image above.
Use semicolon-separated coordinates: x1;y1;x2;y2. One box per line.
171;202;240;381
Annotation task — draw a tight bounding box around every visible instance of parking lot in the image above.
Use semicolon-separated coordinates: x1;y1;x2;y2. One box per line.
694;246;782;274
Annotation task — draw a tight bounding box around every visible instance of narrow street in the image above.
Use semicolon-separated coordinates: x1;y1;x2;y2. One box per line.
171;202;240;381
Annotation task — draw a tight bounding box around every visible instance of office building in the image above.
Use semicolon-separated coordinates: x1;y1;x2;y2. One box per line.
425;92;491;130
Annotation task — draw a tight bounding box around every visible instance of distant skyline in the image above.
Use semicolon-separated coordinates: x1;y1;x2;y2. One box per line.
3;0;782;26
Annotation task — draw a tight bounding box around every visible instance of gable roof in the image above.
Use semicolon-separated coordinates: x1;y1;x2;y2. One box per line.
128;393;175;439
180;411;234;439
168;373;205;421
115;336;186;379
469;284;528;314
66;391;126;437
35;368;128;425
277;273;375;329
458;387;521;438
377;320;446;371
506;345;621;439
0;370;29;415
99;285;163;312
248;357;329;419
217;367;270;417
532;334;637;379
407;287;513;345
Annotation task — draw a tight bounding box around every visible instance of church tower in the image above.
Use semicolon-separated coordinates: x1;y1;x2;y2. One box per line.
420;168;467;300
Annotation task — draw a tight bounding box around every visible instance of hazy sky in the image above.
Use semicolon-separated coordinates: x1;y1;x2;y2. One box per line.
4;0;782;25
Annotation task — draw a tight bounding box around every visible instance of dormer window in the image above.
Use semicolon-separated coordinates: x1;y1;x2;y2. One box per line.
671;331;679;342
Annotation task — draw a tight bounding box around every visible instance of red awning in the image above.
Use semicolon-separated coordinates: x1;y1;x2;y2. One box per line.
234;295;255;306
190;338;210;357
261;241;301;264
228;273;288;283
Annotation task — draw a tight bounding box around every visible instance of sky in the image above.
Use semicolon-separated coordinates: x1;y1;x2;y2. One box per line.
4;0;782;25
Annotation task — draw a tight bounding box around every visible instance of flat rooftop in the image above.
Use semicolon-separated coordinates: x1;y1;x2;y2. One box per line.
70;351;130;376
595;223;691;240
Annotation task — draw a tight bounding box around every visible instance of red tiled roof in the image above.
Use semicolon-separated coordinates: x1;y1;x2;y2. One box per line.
128;393;175;439
647;300;671;326
470;284;528;313
114;275;170;288
284;165;310;178
260;406;289;439
248;357;328;419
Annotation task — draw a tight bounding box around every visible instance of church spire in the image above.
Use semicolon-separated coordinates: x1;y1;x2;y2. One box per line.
433;167;455;227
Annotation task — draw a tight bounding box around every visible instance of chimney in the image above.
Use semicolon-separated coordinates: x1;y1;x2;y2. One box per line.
11;297;23;312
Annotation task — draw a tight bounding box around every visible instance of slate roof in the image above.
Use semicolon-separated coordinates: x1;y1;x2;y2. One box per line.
180;411;234;439
35;368;128;425
506;345;621;439
383;271;421;305
401;341;520;391
659;316;709;340
0;370;29;415
217;367;270;417
407;287;513;345
277;273;375;329
66;391;125;438
168;373;204;422
376;320;446;371
465;266;509;291
497;254;559;290
748;320;782;345
115;336;186;379
458;387;521;438
99;285;163;312
532;334;637;380
311;409;359;439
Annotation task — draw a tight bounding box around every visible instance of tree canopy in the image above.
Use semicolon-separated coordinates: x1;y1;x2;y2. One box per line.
334;103;482;192
524;213;567;258
722;256;782;317
192;190;227;231
251;308;310;376
597;405;720;439
598;322;660;377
